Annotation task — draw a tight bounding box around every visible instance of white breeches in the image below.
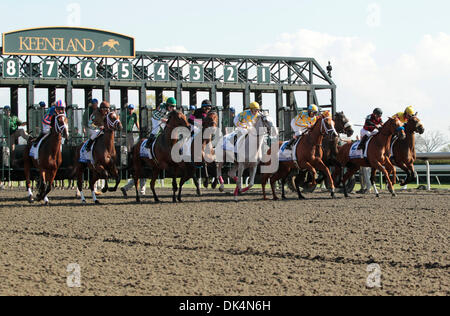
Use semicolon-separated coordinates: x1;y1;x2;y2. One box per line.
42;124;51;134
89;129;101;140
360;129;378;139
151;118;163;135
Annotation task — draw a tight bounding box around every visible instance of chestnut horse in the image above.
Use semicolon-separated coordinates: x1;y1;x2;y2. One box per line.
388;116;424;186
263;113;338;200
177;111;219;198
262;111;354;200
24;114;69;204
335;117;406;198
131;111;190;203
75;111;123;204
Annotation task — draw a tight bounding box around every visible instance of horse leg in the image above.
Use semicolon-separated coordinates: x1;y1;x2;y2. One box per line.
342;165;359;198
297;162;316;200
217;163;226;192
172;175;178;203
90;172;101;204
261;173;269;200
36;170;46;202
234;164;244;202
241;164;257;194
178;171;191;202
376;161;396;197
384;158;397;185
192;173;201;197
397;162;410;187
312;159;336;198
281;177;287;200
43;170;57;206
76;164;87;204
24;156;34;203
134;176;141;203
150;168;160;203
270;168;287;201
108;166;121;192
370;168;381;198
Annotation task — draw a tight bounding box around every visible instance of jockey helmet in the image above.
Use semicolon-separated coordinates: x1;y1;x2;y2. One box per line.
201;100;212;108
91;99;99;105
3;105;11;111
100;101;111;109
55;100;66;108
39;101;46;108
166;97;177;106
249;102;260;110
373;108;383;116
128;104;135;110
308;104;319;113
230;107;236;113
405;106;415;116
190;105;197;111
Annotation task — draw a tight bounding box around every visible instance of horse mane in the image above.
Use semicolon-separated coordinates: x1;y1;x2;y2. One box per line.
167;111;189;128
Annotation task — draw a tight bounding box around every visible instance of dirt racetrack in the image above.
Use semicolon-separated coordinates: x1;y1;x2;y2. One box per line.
0;187;448;296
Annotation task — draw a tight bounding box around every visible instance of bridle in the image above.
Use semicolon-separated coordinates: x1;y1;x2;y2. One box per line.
54;114;67;134
320;117;338;137
106;112;120;130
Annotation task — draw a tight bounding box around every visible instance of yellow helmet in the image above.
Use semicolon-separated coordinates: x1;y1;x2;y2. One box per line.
308;104;319;113
405;106;415;116
249;102;260;110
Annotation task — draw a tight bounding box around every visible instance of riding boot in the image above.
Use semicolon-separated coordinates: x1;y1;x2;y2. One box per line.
33;132;45;147
145;134;155;149
358;135;368;150
85;139;94;152
285;138;296;150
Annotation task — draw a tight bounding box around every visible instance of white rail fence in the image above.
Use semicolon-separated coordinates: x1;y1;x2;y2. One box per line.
414;152;450;191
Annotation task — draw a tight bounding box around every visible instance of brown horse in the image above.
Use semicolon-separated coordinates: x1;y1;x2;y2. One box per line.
24;114;69;204
263;113;338;200
388;116;424;186
335;117;406;198
75;111;123;204
131;111;190;203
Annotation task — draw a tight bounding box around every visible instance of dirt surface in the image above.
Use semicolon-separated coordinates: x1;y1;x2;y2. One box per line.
0;187;448;296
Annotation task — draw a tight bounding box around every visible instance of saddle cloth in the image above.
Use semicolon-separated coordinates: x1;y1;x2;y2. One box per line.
29;134;50;161
140;139;155;159
278;138;301;162
349;137;373;159
79;140;95;164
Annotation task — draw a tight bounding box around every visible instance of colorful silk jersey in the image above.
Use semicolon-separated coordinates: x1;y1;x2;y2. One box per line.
363;114;383;132
42;106;57;126
393;112;408;124
235;110;259;129
292;110;318;130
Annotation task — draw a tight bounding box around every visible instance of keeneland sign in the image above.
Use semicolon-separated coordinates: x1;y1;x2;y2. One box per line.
2;27;135;58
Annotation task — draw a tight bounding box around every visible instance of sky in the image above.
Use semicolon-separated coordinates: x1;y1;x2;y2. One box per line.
0;0;449;140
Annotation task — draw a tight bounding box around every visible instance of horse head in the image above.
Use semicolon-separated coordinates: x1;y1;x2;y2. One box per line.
204;111;219;129
334;111;354;137
319;111;338;138
105;111;122;131
167;110;190;129
407;115;425;135
254;113;278;137
52;114;69;139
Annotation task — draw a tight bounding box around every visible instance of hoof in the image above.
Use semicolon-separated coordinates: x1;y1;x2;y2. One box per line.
273;197;279;201
136;199;141;204
392;193;397;197
101;188;108;194
282;196;288;201
28;196;34;204
44;201;49;206
376;194;380;198
120;188;128;198
94;200;101;205
219;186;225;193
81;200;87;205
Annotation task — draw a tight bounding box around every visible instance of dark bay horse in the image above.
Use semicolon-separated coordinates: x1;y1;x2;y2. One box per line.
335;117;406;198
24;114;69;204
75;111;122;204
177;111;220;198
262;112;338;200
131;111;190;203
388;116;424;186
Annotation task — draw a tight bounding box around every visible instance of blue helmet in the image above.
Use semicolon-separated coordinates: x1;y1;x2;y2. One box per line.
3;105;11;111
190;105;197;111
91;99;99;105
39;101;46;108
230;107;236;113
128;104;135;110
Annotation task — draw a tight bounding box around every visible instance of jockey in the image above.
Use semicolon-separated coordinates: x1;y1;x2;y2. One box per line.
188;100;212;133
145;97;177;148
358;108;383;150
234;102;260;130
33;100;66;146
285;104;319;149
85;101;110;152
393;106;415;125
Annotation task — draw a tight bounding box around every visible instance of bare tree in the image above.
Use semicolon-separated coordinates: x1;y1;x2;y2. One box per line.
416;130;449;153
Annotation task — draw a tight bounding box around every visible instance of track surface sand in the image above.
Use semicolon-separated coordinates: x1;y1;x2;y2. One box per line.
0;188;448;296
